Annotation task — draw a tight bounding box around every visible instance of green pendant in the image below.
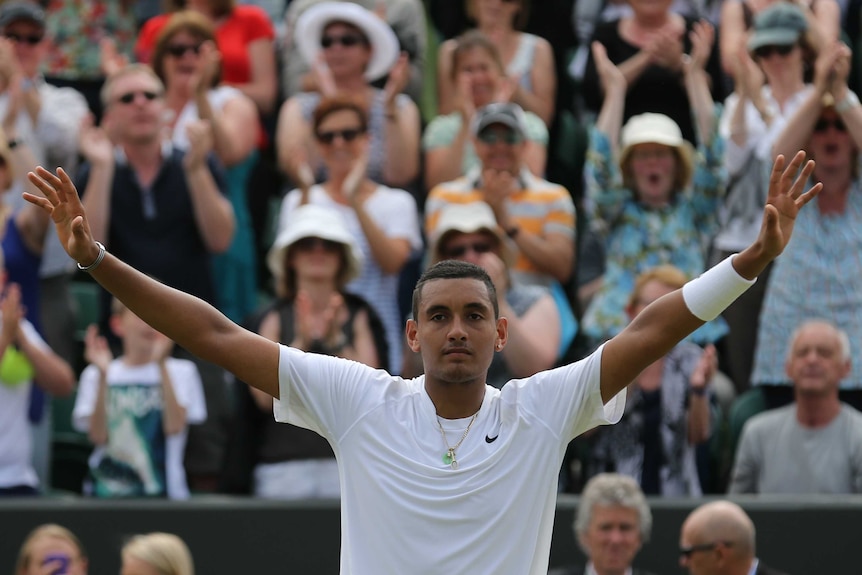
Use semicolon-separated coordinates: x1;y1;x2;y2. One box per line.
443;451;453;465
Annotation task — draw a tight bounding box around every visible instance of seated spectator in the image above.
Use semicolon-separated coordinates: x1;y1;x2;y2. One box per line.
275;1;420;189
148;9;260;324
246;204;385;499
680;500;789;574
582;0;725;145
550;473;655;575
15;523;88;575
719;0;839;78
587;265;715;496
135;0;277;116
281;0;427;105
275;95;422;373
0;246;75;496
714;2;814;393
582;38;725;347
405;201;567;386
729;320;862;494
121;532;194;575
437;0;556;126
425;102;576;289
72;299;207;499
753;41;862;406
423;30;548;191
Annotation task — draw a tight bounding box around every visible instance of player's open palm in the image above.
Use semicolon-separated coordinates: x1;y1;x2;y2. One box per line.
761;152;822;260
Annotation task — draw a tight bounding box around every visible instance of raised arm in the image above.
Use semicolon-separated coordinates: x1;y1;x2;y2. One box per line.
598;152;821;403
683;21;717;146
25;167;281;399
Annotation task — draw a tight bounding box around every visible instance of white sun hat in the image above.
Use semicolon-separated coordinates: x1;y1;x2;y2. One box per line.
619;113;695;189
296;1;400;82
431;202;515;267
267;204;364;284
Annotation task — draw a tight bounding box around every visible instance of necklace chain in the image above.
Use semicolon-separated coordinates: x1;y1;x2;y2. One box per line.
436;412;478;469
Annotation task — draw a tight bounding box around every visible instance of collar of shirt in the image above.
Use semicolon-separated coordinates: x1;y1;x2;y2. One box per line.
586;562;632;575
114;139;174;166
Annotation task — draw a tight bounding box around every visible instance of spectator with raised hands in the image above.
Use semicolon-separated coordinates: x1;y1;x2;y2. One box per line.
423;30;548;191
276;95;422;374
276;1;420;189
437;0;556;126
581;29;726;348
752;40;862;406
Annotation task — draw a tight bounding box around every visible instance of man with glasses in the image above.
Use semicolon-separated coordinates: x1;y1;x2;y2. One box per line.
426;102;576;291
679;501;788;575
75;63;235;493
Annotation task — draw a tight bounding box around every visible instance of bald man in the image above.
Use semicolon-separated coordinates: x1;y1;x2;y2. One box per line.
679;501;787;575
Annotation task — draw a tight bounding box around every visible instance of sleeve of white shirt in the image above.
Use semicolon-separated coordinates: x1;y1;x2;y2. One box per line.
168;358;207;424
72;364;100;433
509;343;625;443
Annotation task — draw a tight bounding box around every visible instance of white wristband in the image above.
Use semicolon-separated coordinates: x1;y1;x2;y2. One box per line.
682;255;756;321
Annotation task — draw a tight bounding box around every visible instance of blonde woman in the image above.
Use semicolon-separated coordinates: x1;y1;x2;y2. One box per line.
15;524;88;575
121;533;194;575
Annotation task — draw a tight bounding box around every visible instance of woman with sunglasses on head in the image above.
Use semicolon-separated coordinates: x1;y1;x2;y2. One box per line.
402;201;562;387
276;94;422;375
242;204;386;499
437;0;555;127
581;32;727;350
147;10;259;324
750;41;862;409
423;30;548;191
713;3;816;393
276;1;420;190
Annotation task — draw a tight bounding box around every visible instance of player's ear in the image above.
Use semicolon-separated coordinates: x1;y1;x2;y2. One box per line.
406;318;420;352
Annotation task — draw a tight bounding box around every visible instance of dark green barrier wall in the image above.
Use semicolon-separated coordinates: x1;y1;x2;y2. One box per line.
1;496;860;574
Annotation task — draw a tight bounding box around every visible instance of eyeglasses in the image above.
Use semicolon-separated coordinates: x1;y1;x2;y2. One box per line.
315;128;364;145
814;118;847;133
679;541;732;559
3;32;43;45
477;130;523;145
293;237;342;252
116;90;160;105
753;44;795;59
166;43;201;58
320;34;366;49
441;242;493;259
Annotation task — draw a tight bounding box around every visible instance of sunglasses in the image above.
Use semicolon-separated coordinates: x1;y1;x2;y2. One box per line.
3;32;43;45
320;34;366;49
679;541;731;559
166;43;201;58
293;237;342;252
442;242;493;259
116;90;160;105
753;44;794;59
315;128;364;145
814;118;847;133
477;130;523;145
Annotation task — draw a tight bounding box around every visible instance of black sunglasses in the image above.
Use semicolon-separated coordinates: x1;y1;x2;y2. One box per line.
478;129;523;145
320;34;366;49
442;242;493;259
3;32;42;45
166;43;201;58
814;118;847;133
679;541;732;559
754;44;795;59
116;90;160;105
293;237;342;252
315;128;364;145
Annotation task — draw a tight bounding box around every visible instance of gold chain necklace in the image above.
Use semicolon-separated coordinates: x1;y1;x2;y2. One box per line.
436;412;478;469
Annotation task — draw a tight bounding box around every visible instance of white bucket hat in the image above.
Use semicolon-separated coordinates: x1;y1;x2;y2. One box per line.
296;1;400;82
619;113;695;189
431;202;514;266
267;204;364;284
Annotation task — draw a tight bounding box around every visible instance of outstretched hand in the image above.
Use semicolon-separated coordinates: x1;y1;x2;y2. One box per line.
759;151;822;260
24;167;99;266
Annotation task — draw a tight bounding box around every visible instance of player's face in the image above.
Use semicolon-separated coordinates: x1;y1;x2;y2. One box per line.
408;277;504;386
581;505;642;573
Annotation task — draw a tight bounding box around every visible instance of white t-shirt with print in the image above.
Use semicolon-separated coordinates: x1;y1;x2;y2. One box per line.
73;357;207;499
273;343;624;574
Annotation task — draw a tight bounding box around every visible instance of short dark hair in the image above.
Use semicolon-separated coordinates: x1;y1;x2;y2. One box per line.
312;94;369;134
411;260;498;321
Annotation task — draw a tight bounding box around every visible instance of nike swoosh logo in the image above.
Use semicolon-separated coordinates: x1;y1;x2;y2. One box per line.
485;434;498;443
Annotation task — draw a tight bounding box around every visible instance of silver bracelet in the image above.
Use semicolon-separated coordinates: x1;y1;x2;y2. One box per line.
76;241;106;272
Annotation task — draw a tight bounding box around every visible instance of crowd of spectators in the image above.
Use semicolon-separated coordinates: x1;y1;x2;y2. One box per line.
0;0;861;508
